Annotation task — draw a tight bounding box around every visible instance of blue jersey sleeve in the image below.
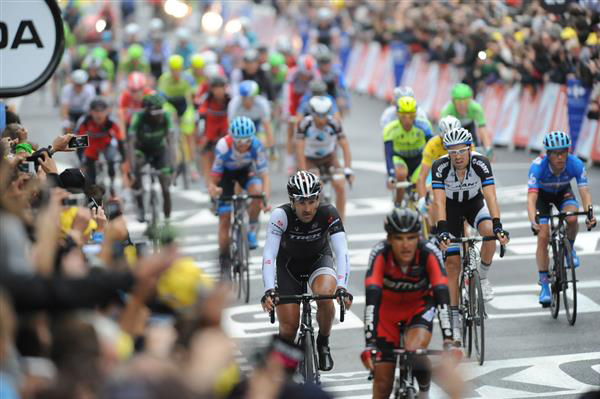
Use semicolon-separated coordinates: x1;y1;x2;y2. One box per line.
527;157;543;192
414;119;433;141
211;139;227;175
568;155;588;187
253;139;269;174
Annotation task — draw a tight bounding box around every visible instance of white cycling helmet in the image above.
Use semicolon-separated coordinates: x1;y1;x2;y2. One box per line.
275;37;293;55
317;7;334;21
175;27;191;41
393;86;414;102
203;63;222;78
71;69;88;85
125;23;140;38
200;50;218;65
443;127;472;149
309;96;333;116
438;115;461;136
149;18;164;33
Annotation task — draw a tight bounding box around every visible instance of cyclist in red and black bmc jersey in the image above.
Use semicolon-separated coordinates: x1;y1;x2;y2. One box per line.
361;208;453;399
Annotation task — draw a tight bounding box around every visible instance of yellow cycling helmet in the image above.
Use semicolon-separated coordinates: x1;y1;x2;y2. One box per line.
191;54;205;70
157;257;214;311
168;54;184;71
397;96;417;114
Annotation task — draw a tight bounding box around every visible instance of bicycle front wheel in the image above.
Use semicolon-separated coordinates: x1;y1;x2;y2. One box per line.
561;238;577;325
239;224;250;303
470;269;485;365
459;271;472;358
229;226;239;287
300;334;318;384
549;241;560;319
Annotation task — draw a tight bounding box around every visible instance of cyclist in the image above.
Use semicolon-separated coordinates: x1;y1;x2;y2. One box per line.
313;44;349;115
188;54;207;108
197;75;231;180
297;79;339;118
60;69;95;132
117;72;152;134
118;44;150;82
260;170;353;371
207;117;271;277
227;80;274;149
527;131;596;306
128;93;174;223
432;128;509;344
265;51;288;102
231;49;274;102
383;96;433;205
83;56;111;96
173;27;195;68
75;97;125;196
145;19;170;82
295;96;353;220
416;116;462;215
361;208;453;399
275;36;296;68
440;83;492;157
380;86;430;130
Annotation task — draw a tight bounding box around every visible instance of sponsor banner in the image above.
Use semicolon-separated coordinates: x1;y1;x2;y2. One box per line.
528;83;562;151
389;40;410;87
589;119;600;164
575;117;597;160
346;42;369;91
493;84;521;146
480;84;505;136
375;47;394;102
355;41;381;94
406;54;430;107
566;78;591;150
513;86;540;148
367;45;387;97
429;63;459;120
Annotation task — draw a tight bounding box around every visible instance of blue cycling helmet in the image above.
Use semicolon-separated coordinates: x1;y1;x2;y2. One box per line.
229;116;256;139
543;130;571;151
239;80;259;97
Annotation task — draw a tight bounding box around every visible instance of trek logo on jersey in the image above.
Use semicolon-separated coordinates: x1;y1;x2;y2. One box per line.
289;232;322;241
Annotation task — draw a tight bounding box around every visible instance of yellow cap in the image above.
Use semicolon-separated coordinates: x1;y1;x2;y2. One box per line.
168;54;184;70
561;27;577;41
586;32;598;46
397;96;417;113
191;53;205;69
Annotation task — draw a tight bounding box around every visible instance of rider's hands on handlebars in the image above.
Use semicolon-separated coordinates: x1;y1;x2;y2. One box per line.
436;220;450;250
207;184;222;199
335;287;353;309
360;343;380;371
586;216;597;230
386;176;396;190
493;218;510;244
261;289;278;312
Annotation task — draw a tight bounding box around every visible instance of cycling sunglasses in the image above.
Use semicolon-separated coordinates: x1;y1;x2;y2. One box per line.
233;137;252;146
148;108;165;116
447;147;469;156
292;193;319;202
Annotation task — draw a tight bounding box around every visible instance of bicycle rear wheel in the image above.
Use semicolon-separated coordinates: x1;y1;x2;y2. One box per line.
561;238;577;325
549;241;560;319
239;224;250;303
470;269;485;365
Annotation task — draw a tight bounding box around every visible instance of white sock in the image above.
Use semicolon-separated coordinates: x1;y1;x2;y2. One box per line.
479;261;491;280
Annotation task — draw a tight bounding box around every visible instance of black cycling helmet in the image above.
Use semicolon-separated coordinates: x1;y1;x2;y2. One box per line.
142;93;165;110
89;96;109;110
287;170;321;201
309;79;328;96
384;208;421;234
210;74;228;87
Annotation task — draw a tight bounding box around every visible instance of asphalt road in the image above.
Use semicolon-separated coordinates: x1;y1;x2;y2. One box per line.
17;87;600;398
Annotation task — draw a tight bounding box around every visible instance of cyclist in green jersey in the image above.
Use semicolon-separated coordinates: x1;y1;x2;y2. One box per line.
383;96;432;205
118;44;150;82
128;94;174;223
440;83;492;157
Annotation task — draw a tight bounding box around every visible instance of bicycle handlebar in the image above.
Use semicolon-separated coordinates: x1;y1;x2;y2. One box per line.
219;193;267;206
268;292;346;324
536;205;596;231
449;236;506;258
394;181;415;189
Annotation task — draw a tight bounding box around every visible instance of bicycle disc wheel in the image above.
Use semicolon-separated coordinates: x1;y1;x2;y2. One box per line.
561;238;577;325
470;270;485;365
239;224;250;303
549;242;560;319
301;334;317;384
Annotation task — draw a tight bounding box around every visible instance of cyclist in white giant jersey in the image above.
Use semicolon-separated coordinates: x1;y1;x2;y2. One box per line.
380;86;431;130
295;96;353;220
431;127;509;345
261;171;353;372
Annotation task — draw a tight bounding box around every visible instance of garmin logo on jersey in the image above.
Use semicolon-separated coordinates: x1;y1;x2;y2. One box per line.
383;277;427;291
472;158;490;174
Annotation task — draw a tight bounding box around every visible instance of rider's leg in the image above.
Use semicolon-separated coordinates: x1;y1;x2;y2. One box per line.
104;145;117;195
445;253;461;339
332;175;346;221
83;156;97;185
373;362;395;399
405;327;433;393
158;172;172;219
276;303;300;342
246;181;263;235
286;118;296;174
217;210;232;279
394;164;408;205
311;272;337;371
477;219;496;275
563;203;579;244
536;223;551;305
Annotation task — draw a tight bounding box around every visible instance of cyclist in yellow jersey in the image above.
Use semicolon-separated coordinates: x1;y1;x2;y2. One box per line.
383;97;432;205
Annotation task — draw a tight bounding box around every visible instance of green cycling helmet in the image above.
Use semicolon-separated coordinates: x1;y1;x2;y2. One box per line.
268;52;285;67
142;93;165;110
128;43;144;60
92;46;108;60
451;83;473;100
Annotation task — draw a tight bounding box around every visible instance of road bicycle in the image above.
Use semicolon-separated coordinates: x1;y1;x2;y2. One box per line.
536;205;595;326
393;181;431;239
269;276;346;385
220;193;266;303
137;163;164;252
450;235;505;365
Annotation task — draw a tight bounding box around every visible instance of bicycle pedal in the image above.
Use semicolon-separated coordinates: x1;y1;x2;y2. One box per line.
541;302;551;308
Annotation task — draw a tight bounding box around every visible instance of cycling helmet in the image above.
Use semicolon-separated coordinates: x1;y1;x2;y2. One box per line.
309;96;333;117
309;79;327;96
200;50;218;65
101;30;112;43
393;86;414;102
168;54;184;70
209;74;227;86
543;130;571;151
71;69;88;85
287;170;322;200
89;96;109;110
124;23;140;38
317;7;334;21
313;44;332;63
438;115;461;136
204;63;223;78
243;48;259;62
149;18;164;33
275;37;293;54
239;80;259;97
127;72;147;91
268;52;285;67
92;46;108;60
87;56;103;69
443;127;472;149
451;83;473;100
128;43;143;60
229;116;256;139
142;93;165;110
191;54;205;69
175;27;190;41
397;96;417;113
297;54;316;75
384;208;421;234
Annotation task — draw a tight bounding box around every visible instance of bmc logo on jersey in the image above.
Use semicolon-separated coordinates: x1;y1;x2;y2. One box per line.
472;158;490;174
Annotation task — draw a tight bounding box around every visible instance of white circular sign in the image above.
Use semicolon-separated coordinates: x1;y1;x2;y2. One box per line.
0;0;64;97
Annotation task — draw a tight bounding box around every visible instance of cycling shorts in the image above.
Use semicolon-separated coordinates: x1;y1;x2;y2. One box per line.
306;153;340;177
393;155;422;184
375;298;435;363
276;249;336;305
217;166;261;214
446;195;491;256
536;187;578;224
134;147;172;175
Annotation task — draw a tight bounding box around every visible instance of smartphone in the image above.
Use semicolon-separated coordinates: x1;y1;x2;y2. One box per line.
17;161;35;174
68;135;89;149
105;200;122;220
61;198;79;206
88;197;100;210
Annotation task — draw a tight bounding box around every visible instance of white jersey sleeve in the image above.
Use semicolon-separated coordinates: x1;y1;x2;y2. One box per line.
330;231;350;288
262;207;288;290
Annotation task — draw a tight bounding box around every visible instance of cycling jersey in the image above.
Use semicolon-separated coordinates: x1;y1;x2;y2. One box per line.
262;203;349;290
283;68;317;117
383;119;432;177
227;95;271;129
211;135;268;176
527;154;588;195
128;111;174;151
118;57;150;76
364;240;451;350
440;100;486;146
319;65;347;100
75;114;123;160
230;68;274;101
197;92;230;143
61;83;95;116
379;105;430;130
296;115;344;159
431;152;494;203
118;88;153;126
158;71;193;99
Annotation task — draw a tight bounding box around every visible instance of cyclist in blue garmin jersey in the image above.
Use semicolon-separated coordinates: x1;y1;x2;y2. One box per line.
207;116;271;278
527;131;596;306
